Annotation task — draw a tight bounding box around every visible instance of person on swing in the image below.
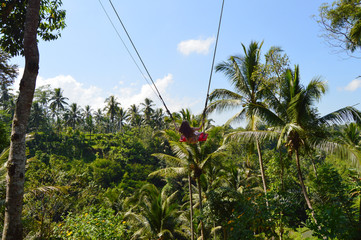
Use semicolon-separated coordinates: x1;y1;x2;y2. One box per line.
178;120;204;144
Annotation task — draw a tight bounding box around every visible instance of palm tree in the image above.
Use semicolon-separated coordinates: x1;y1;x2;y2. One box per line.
28;102;47;132
64;103;83;129
34;85;52;115
124;184;185;239
128;104;142;127
49;88;68;130
104;95;120;132
94;108;105;133
117;107;129;132
141;98;155;126
208;41;269;202
151;128;225;240
246;65;361;225
333;123;361;168
333;123;361;233
83;105;94;138
153;108;165;129
49;88;68;116
83;105;92;119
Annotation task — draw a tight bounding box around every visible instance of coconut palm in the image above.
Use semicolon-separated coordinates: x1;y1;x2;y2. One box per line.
207;41;269;202
332;123;361;233
34;86;52;117
153;108;165;129
82;105;94;138
28;102;47;132
124;184;186;240
243;65;361;225
151;128;226;240
333;123;361;168
141;98;155;126
104;95;120;132
92;108;103;133
117;107;129;132
83;105;92;119
49;88;68;118
49;88;68;131
64;103;83;129
128;104;142;127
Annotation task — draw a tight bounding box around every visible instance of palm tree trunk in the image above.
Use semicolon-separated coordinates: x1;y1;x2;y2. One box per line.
2;1;40;239
188;174;194;240
256;140;268;206
295;149;317;224
280;149;284;191
310;157;318;178
359;195;361;236
197;177;205;240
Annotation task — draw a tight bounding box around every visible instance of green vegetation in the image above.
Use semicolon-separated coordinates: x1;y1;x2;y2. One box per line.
1;1;361;238
1;42;361;239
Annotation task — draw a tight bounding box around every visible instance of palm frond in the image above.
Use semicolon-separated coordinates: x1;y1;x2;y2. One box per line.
0;147;10;163
149;167;187;178
152;153;187;167
206;99;242;114
24;185;69;201
224;109;247;126
169;141;190;160
208;88;243;102
226;130;278;144
248;102;284;127
320;106;361;125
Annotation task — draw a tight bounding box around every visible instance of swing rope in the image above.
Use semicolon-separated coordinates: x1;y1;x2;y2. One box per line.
98;0;160;100
107;0;225;131
108;0;177;129
201;0;225;128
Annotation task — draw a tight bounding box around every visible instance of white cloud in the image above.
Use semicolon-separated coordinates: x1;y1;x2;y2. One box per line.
343;78;361;91
13;68;105;110
116;74;174;109
177;37;215;56
12;70;201;114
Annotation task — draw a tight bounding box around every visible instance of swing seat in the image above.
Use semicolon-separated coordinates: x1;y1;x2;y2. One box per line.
179;132;208;142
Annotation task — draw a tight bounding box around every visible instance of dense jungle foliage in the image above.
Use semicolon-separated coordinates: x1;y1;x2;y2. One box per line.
1;40;361;239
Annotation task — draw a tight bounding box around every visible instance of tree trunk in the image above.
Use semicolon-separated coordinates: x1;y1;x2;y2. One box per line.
197;177;205;240
294;149;317;224
359;195;361;236
256;140;268;206
310;157;318;178
188;174;194;240
2;1;40;239
280;149;284;191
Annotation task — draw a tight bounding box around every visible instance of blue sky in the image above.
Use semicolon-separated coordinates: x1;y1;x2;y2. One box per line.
10;0;361;126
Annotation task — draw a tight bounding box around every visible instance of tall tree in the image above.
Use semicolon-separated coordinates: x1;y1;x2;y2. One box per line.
0;51;17;111
83;105;94;138
33;85;52;119
141;98;155;126
208;41;269;203
104;95;120;132
152;128;225;240
49;88;68;126
247;65;361;225
318;0;361;54
128;104;142;127
117;107;128;132
1;0;65;239
94;108;105;133
28;102;47;132
153;108;165;129
64;103;83;129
